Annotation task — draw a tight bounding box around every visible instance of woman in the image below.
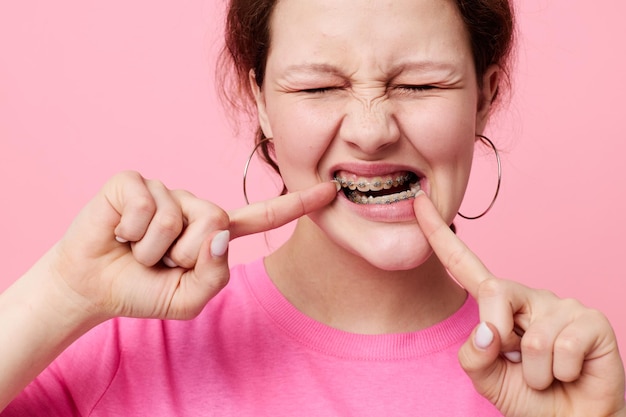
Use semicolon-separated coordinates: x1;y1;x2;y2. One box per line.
1;0;624;415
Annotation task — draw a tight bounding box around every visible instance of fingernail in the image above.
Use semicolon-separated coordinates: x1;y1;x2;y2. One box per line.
504;351;522;363
162;255;177;268
474;322;494;349
331;180;341;193
210;230;230;258
414;190;425;198
115;236;128;243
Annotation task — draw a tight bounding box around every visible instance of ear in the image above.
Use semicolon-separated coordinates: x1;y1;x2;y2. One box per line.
249;70;274;138
475;65;501;134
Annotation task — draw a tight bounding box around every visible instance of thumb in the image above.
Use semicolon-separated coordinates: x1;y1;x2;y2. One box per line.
459;322;508;404
166;230;231;320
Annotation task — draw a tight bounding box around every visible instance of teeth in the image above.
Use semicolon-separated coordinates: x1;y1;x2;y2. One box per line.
334;173;413;192
356;179;369;192
369;177;383;192
333;171;422;205
346;182;421;205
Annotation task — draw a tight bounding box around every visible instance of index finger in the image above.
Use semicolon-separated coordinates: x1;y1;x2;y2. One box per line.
228;181;339;240
413;191;492;297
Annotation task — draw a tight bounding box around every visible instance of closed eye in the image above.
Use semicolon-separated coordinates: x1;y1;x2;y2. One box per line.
300;87;338;94
395;85;437;93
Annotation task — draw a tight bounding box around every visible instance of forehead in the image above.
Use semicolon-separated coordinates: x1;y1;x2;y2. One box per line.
267;0;472;73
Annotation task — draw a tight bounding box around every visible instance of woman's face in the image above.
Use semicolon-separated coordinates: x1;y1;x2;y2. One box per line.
252;0;496;270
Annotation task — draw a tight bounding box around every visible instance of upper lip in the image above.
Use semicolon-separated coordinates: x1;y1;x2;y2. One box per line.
329;162;425;179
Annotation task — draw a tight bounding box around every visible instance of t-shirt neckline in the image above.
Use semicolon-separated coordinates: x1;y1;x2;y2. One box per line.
241;257;478;361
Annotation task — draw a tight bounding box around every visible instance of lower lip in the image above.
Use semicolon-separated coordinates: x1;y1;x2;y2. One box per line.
335;190;421;223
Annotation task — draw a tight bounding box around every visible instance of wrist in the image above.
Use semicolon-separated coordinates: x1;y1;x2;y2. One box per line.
0;246;105;408
42;243;110;328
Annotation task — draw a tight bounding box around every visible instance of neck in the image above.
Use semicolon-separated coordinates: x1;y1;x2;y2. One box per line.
264;217;467;335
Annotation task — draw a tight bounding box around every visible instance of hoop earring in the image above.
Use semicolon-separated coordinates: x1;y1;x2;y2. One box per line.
242;137;275;205
458;134;502;220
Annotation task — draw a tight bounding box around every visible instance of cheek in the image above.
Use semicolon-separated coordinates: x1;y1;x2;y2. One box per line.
395;91;474;148
402;99;476;152
408;123;475;184
401;104;476;218
269;104;338;190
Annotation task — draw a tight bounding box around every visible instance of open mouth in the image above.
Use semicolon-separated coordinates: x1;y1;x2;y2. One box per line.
334;170;421;205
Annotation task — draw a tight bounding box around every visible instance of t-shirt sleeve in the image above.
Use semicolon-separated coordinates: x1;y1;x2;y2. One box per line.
2;319;122;417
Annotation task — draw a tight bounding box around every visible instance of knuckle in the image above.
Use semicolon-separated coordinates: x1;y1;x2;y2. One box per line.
263;201;279;229
477;277;504;300
445;244;470;270
583;307;612;331
554;334;583;357
154;211;183;238
586;307;608;322
177;193;229;231
205;208;230;230
521;331;550;355
129;195;156;217
558;297;583;311
537;288;558;301
172;188;196;199
115;169;143;183
424;221;447;240
147;178;167;189
294;193;307;216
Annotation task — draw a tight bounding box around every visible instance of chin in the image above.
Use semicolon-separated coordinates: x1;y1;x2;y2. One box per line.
307;205;439;272
335;221;435;272
358;241;433;272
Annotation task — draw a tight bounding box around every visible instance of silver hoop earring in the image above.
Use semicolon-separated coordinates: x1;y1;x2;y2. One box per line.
458;134;502;220
242;137;274;205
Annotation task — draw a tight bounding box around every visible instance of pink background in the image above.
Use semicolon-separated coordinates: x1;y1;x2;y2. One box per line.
1;1;625;359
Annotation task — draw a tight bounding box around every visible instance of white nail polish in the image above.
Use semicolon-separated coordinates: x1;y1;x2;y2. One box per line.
474;322;494;349
210;230;230;258
162;256;177;268
504;351;522;363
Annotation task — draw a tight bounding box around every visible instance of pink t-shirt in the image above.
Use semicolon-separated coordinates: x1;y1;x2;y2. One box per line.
5;259;502;416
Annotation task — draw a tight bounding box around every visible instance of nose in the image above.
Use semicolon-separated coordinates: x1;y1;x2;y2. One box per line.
338;97;400;155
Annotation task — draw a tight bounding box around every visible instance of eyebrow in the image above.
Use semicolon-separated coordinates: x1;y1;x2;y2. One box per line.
282;60;459;77
393;60;459;75
282;63;344;76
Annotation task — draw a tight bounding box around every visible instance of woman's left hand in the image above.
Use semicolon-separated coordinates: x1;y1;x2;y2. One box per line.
413;192;626;417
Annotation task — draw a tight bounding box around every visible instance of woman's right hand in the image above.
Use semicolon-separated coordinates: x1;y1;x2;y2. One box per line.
48;170;339;322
